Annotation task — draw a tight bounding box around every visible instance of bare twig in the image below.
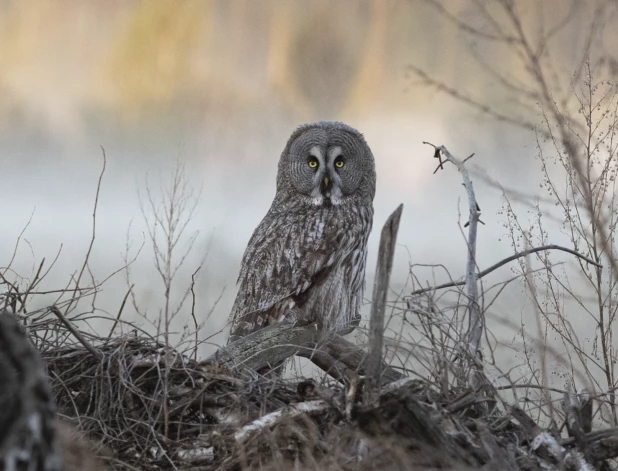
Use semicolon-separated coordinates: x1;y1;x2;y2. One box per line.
107;284;134;340
65;148;106;315
415;0;618;426
190;266;201;361
409;244;603;296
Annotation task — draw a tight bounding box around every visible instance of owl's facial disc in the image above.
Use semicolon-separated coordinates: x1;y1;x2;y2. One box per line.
284;123;374;206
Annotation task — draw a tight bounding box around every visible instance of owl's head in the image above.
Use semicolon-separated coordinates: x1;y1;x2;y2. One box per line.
276;121;376;207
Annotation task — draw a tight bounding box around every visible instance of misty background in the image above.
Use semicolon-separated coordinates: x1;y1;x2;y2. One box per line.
1;0;615;382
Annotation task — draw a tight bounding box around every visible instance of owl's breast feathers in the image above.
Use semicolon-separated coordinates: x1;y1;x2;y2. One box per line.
228;203;373;343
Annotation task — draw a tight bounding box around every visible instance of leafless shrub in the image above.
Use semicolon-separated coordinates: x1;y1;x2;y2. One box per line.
121;158;212;437
406;0;618;434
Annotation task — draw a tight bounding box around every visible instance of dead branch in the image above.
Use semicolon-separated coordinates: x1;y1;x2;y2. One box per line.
409;244;603;296
319;333;404;384
48;306;102;361
234;400;329;442
424;142;483;361
364;204;403;405
65;148;106;315
297;348;359;384
578;390;592;435
208;321;404;384
561;427;618;463
297;379;344;411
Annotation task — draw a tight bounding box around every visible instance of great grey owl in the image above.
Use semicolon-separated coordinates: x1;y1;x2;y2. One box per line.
228;121;376;344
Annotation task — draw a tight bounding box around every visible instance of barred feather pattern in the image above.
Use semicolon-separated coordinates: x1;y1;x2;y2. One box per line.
228;202;373;342
228;121;376;344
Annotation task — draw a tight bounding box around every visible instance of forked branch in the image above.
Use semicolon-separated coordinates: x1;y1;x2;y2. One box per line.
424;142;483;361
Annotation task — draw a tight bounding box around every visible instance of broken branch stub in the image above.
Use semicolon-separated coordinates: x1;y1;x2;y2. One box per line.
364;204;403;406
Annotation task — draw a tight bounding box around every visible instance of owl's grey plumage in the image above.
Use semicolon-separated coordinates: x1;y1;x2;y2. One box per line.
228;121;376;344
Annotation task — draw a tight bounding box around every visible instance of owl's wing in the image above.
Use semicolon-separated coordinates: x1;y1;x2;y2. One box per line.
228;208;344;342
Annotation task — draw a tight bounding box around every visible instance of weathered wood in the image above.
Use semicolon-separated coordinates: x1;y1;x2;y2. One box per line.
423;143;483;362
209;321;404;384
561;427;618;463
364;204;403;405
235;400;329;442
582;429;618;463
207;322;322;372
297;348;358;383
319;334;404;384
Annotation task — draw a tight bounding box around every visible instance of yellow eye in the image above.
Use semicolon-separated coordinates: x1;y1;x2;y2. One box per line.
335;159;345;168
308;159;318;168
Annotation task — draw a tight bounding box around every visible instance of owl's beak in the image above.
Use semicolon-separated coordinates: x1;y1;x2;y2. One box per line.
323;176;330;188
